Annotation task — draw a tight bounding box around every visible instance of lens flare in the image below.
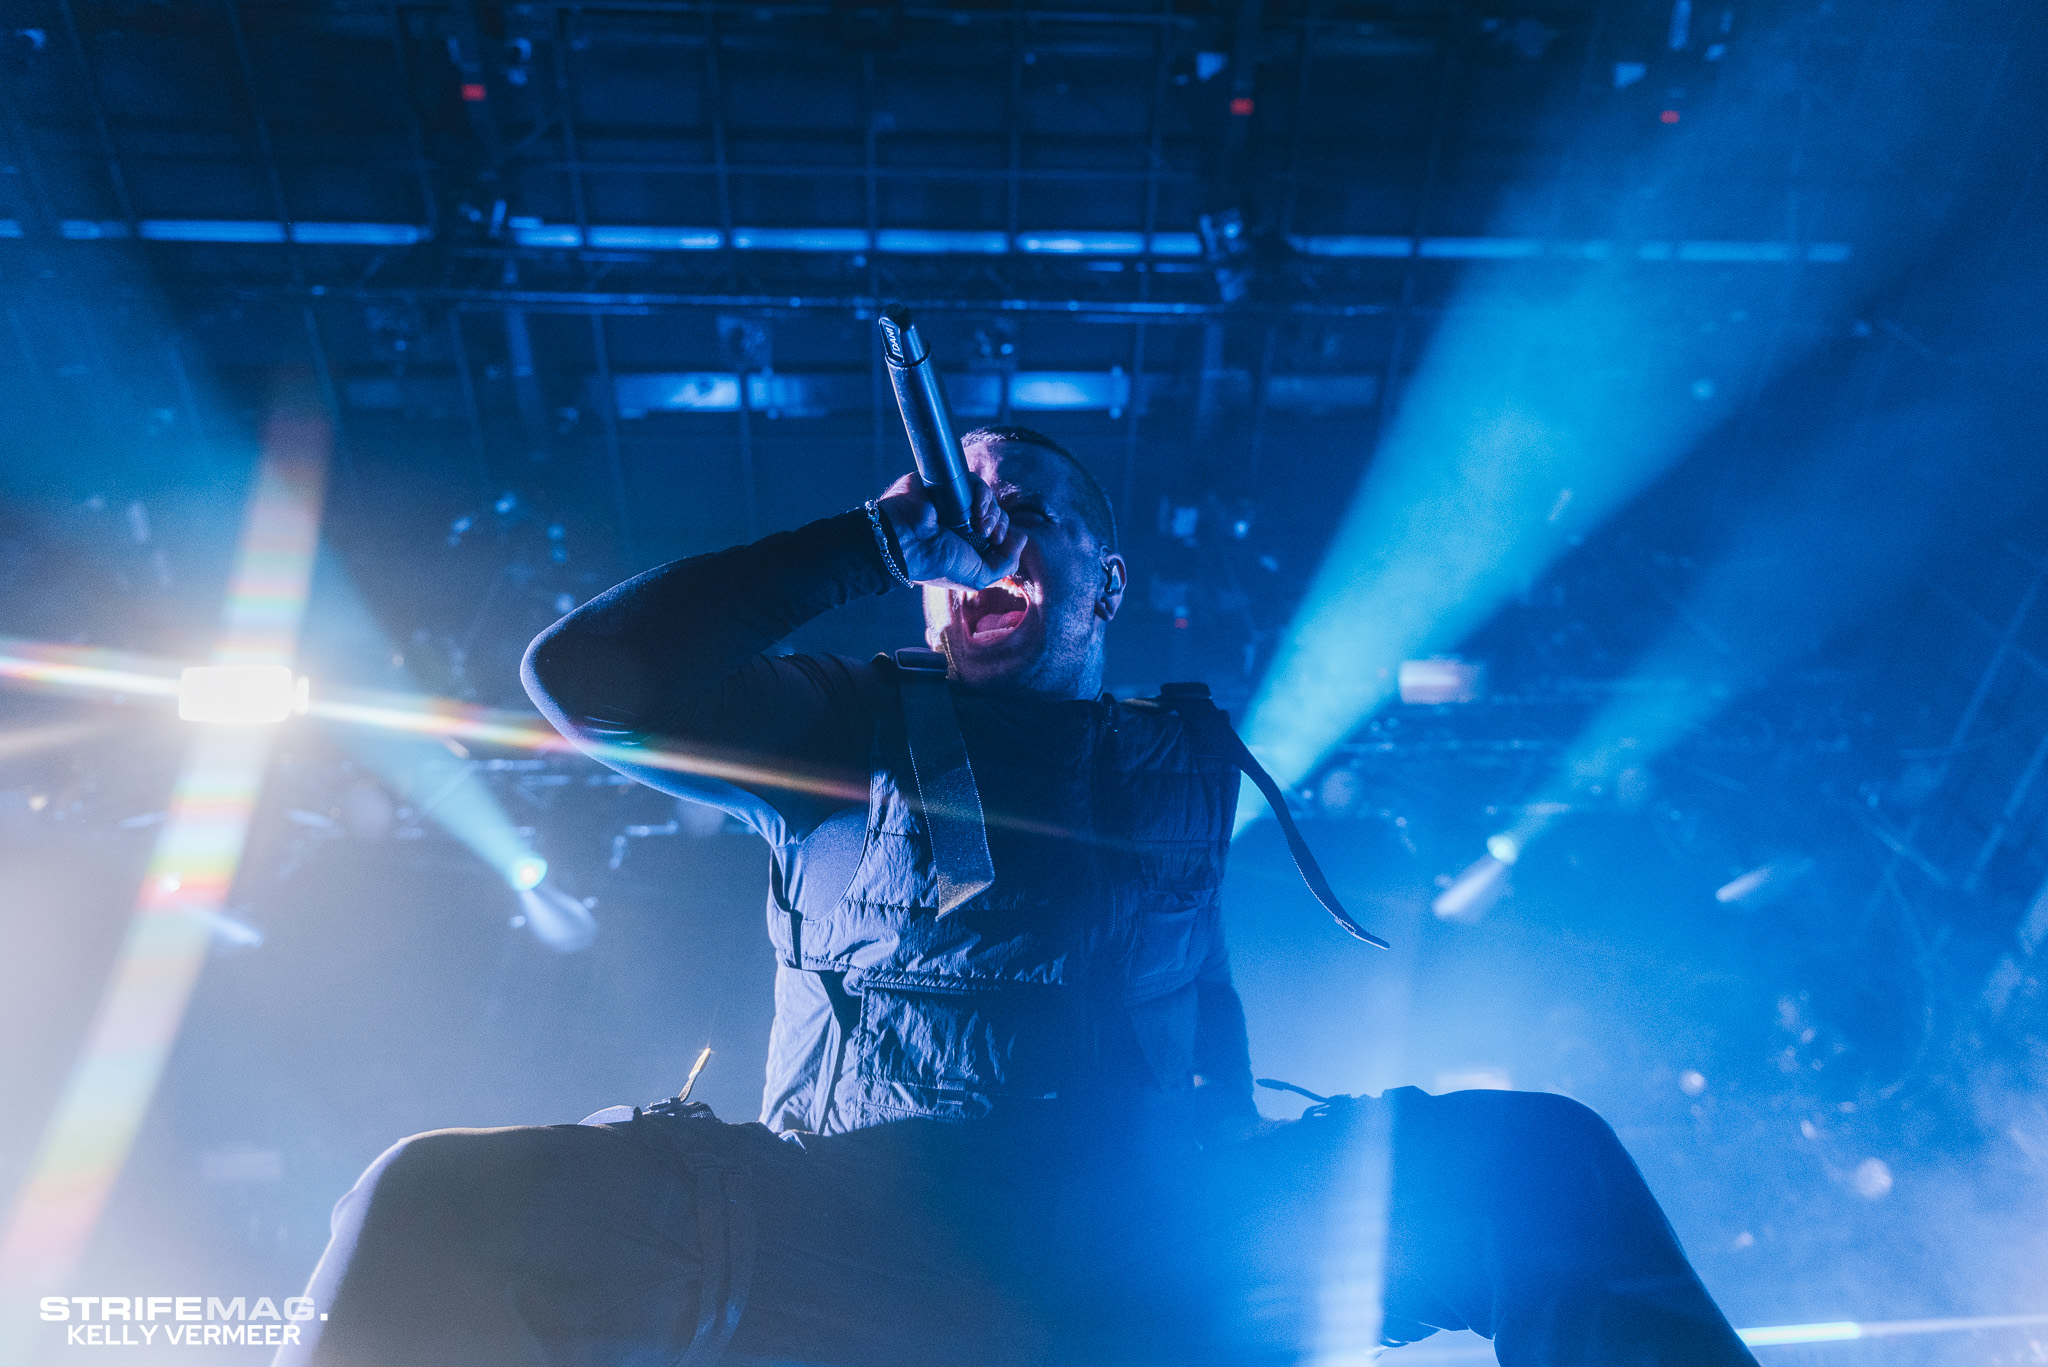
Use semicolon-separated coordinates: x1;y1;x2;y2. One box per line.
175;664;305;724
0;408;328;1325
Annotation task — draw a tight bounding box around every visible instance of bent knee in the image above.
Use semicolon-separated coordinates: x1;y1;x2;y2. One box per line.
343;1127;525;1231
1501;1090;1616;1144
367;1128;493;1186
1402;1088;1627;1172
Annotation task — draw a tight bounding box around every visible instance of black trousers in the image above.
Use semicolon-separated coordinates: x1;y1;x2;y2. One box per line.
276;1089;1757;1367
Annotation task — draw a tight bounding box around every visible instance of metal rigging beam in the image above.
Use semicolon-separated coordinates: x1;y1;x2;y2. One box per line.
222;0;356;494
1357;16;1463;471
389;4;443;235
446;310;494;498
18;278;1405;319
553;6;634;556
587;313;637;560
55;0;137;233
705;12;735;264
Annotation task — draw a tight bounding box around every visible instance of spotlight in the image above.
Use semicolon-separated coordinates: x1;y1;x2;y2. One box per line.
1851;1158;1893;1200
507;854;548;890
1398;659;1484;705
1485;833;1520;864
1714;857;1812;906
1433;854;1510;922
177;665;308;724
1317;766;1362;815
197;910;264;948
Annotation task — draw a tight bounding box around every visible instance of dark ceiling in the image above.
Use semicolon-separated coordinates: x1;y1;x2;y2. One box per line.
5;0;2010;577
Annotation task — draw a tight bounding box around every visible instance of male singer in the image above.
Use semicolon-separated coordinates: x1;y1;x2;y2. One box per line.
280;426;1757;1367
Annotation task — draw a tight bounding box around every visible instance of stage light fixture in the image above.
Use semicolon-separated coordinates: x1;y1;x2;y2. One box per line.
1;413;328;1315
1234;13;1895;838
176;665;307;724
507;854;548;891
1399;659;1485;705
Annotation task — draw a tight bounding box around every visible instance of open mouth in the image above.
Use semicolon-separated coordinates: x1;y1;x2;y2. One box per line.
961;579;1032;645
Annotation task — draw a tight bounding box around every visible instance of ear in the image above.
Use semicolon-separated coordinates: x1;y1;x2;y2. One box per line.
1095;554;1128;623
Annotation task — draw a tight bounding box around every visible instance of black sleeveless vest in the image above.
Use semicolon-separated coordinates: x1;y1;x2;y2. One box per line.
759;664;1239;1135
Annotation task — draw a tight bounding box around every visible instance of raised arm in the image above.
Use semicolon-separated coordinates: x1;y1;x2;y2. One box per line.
523;477;1025;843
520;509;898;841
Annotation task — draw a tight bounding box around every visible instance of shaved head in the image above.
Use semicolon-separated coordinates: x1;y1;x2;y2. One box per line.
959;425;1116;553
924;430;1128;699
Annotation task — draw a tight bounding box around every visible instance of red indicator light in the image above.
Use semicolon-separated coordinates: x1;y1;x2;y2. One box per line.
461;82;487;102
1659;109;1680;123
1229;97;1254;116
1173;617;1190;630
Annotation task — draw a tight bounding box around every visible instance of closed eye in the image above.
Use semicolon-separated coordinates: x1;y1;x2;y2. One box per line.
1000;496;1054;526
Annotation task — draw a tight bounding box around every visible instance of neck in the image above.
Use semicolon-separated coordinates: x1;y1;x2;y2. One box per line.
950;641;1104;702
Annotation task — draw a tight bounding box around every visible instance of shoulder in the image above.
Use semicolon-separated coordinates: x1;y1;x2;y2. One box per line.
1118;683;1233;733
1115;684;1248;771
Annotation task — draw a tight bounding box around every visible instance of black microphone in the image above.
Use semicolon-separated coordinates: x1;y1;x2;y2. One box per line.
876;307;992;556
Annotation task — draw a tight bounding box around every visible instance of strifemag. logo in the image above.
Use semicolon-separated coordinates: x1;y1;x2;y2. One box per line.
38;1295;321;1348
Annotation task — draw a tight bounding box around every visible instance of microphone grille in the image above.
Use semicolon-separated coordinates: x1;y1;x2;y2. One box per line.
876;307;923;365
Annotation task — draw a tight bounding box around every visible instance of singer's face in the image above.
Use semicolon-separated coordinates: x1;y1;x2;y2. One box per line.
923;440;1123;698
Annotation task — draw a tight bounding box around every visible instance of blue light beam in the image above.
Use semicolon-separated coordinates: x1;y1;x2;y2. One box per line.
1479;390;2018;879
1236;12;1974;831
295;553;570;948
1237;282;1719;829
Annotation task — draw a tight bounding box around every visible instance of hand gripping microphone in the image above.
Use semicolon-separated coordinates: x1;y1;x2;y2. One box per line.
876;306;993;556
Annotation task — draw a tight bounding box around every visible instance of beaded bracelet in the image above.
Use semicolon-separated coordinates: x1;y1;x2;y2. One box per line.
864;500;915;588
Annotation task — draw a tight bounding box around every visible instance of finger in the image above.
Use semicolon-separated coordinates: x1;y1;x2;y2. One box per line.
882;471;921;499
969;478;1002;539
875;490;933;546
956;535;1015;590
932;566;999;593
979;501;1009;550
987;524;1028;580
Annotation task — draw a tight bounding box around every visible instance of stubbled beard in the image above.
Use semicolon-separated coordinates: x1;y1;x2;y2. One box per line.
950;604;1096;698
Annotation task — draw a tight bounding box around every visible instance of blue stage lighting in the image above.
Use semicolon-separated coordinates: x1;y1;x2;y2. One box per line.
1008;371;1131;413
176;665;306;725
1448;395;1990;880
508;221;583;248
1235;331;1700;829
730;226;871;252
292;222;426;245
874;228;1010;254
516;885;598;953
506;854;547;891
1015;231;1145;255
1235;28;1901;832
587;225;722;251
1433;854;1510;923
299;555;572;907
138;218;285;243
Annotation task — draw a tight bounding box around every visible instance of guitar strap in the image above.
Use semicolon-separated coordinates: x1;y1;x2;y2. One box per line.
894;655;1387;949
